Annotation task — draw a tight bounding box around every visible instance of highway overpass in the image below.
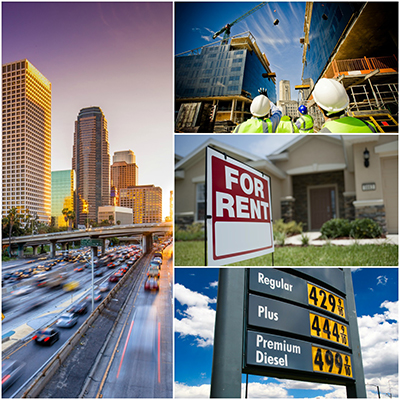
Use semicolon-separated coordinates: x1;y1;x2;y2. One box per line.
2;222;172;258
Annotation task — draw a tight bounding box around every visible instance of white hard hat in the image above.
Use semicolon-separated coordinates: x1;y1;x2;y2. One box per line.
250;95;271;117
312;78;349;113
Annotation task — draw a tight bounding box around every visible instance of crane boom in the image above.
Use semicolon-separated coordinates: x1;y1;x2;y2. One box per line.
212;2;267;41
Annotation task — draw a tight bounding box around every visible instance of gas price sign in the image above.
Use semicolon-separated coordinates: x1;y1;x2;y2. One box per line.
206;147;274;266
243;268;359;386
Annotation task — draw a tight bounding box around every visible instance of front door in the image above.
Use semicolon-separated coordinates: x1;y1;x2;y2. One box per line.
309;186;337;230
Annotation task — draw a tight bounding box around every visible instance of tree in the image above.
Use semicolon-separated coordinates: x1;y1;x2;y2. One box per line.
109;214;114;225
62;207;69;228
3;207;25;256
67;210;75;231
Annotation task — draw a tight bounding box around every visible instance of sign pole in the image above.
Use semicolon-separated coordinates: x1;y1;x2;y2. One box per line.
210;268;245;398
91;246;95;312
344;268;366;398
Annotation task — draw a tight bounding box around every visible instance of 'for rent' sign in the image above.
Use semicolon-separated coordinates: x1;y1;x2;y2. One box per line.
206;147;274;266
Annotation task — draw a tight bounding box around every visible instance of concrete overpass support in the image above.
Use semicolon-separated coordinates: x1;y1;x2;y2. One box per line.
50;240;58;258
142;233;153;254
17;243;25;259
32;245;39;256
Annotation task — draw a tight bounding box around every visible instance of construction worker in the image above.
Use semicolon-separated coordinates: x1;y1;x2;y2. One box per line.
275;115;299;133
313;78;377;133
234;88;282;133
295;105;314;133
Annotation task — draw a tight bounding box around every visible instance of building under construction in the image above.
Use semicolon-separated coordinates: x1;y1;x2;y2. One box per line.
175;32;277;133
301;2;398;132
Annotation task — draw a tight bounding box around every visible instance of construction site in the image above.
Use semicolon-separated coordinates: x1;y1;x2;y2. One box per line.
175;2;398;133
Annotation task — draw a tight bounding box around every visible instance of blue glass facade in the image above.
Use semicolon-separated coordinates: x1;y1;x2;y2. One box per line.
176;41;276;103
303;3;363;85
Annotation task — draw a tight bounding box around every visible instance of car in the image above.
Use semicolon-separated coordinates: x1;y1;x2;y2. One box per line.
33;328;60;346
94;267;106;277
154;252;163;259
86;290;102;302
67;301;87;315
98;281;110;292
118;266;128;274
109;274;120;283
2;360;26;391
126;259;134;267
56;313;79;328
74;266;84;272
144;277;159;291
147;265;160;278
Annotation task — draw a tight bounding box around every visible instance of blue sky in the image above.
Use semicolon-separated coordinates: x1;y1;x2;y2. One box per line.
175;2;306;100
174;268;398;398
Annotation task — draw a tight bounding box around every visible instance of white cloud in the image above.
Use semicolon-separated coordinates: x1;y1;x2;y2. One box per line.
242;381;290;398
174;283;216;347
358;301;398;380
377;275;389;285
207;281;218;289
175;382;210;398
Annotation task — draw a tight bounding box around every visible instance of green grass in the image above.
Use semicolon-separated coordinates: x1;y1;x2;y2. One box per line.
175;241;398;266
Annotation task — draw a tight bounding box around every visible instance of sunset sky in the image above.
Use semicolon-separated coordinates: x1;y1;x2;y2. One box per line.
2;2;173;218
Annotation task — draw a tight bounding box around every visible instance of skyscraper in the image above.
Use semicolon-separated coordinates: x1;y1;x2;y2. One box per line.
110;150;138;204
279;80;291;101
2;59;51;223
51;170;75;227
72;106;110;225
120;185;162;224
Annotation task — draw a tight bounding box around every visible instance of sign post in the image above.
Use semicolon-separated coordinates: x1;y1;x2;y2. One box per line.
210;268;366;398
206;147;274;266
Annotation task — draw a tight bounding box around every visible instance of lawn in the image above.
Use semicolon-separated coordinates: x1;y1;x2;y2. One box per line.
174;241;398;266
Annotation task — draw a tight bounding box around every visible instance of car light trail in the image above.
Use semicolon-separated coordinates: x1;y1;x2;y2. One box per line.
116;320;134;379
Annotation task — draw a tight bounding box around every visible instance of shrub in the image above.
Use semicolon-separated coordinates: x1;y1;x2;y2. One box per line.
320;219;351;239
349;218;382;239
175;223;205;241
300;233;310;246
273;219;303;236
274;231;286;246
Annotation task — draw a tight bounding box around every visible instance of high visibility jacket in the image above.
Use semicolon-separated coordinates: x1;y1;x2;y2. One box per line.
319;117;377;133
275;120;299;133
298;114;314;133
234;117;273;133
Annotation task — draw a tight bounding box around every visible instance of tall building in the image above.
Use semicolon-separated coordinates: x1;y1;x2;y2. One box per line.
175;32;277;132
2;59;52;223
279;80;291;101
120;185;162;224
110;150;138;204
302;2;398;131
72;106;110;225
51;170;75;227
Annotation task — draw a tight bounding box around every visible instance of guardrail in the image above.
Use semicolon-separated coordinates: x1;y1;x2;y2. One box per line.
13;255;146;398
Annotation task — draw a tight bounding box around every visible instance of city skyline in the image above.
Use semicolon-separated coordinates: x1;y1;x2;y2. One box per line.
2;2;173;219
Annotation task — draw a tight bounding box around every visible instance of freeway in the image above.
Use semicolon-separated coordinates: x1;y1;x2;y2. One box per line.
1;243;172;398
83;244;173;398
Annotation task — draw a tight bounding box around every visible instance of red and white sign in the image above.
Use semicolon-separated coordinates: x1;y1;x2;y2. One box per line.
206;147;274;266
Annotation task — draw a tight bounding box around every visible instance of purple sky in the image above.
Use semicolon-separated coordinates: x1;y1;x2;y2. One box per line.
2;2;173;219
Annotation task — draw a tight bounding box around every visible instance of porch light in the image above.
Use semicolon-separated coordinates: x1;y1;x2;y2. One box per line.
363;148;370;168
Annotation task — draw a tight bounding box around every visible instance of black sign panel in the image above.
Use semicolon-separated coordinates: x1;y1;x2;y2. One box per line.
246;330;313;372
294;268;346;295
248;294;310;337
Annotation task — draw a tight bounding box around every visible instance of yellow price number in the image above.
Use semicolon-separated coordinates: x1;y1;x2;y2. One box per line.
307;283;346;319
309;313;349;347
312;346;353;378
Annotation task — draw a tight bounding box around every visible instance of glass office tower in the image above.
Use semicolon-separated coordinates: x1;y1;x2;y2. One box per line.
72;106;110;225
175;32;277;129
51;170;75;227
2;59;52;223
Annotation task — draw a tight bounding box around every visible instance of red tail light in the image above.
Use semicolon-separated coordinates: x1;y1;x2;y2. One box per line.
32;335;38;340
44;337;50;342
2;374;10;384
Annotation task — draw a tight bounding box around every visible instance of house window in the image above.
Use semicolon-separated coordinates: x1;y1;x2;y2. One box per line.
196;183;205;222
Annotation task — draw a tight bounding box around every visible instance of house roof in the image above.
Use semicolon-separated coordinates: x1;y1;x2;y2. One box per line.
175;138;286;179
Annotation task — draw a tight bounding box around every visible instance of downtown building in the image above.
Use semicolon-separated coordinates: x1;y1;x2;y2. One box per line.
72;106;110;225
2;59;51;223
175;32;277;133
301;2;398;132
120;185;162;224
51;170;75;228
110;150;138;205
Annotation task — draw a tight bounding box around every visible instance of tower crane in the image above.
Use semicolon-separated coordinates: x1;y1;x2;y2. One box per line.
212;2;267;43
